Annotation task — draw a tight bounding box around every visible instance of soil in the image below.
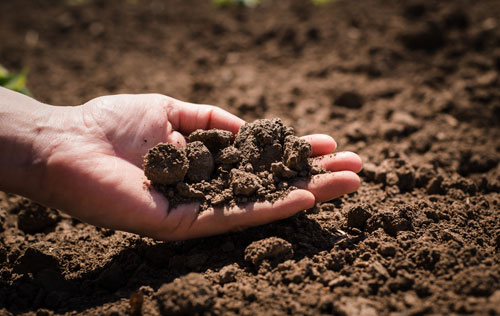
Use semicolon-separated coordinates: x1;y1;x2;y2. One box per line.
1;0;500;315
144;119;319;211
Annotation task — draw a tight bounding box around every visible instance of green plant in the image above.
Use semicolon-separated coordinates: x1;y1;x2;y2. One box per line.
0;65;31;96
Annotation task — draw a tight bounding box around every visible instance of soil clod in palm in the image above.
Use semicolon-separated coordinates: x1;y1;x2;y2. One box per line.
144;143;189;185
143;118;322;211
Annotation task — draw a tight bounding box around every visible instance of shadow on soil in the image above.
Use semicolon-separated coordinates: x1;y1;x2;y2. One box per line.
3;213;348;314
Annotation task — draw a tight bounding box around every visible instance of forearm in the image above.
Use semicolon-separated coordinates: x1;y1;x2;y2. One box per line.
0;87;66;200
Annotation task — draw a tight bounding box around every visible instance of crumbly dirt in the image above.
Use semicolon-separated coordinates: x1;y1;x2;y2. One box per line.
1;0;500;315
143;143;189;185
144;118;318;211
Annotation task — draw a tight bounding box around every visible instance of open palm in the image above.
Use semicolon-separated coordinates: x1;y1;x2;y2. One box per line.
43;94;361;240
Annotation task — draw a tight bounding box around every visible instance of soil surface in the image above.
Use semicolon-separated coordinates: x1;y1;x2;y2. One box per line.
1;0;500;315
145;119;319;211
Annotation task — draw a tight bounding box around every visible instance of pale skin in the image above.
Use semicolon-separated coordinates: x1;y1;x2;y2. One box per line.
0;87;362;240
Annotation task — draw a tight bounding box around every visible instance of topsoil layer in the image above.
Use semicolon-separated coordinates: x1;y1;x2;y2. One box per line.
1;0;500;315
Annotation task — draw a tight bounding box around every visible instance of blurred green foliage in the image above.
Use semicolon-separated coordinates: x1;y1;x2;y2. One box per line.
0;65;31;96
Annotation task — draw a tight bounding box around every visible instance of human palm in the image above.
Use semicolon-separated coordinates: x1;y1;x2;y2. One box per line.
43;94;361;240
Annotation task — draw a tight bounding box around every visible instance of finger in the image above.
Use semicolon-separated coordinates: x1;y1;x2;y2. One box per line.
310;151;363;173
157;189;315;240
167;98;245;135
301;134;337;157
165;130;187;148
294;171;361;203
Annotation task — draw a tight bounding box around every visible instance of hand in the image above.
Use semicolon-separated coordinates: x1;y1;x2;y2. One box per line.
15;93;362;240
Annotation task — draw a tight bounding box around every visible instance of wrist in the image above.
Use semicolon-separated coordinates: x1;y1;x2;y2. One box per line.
0;88;77;202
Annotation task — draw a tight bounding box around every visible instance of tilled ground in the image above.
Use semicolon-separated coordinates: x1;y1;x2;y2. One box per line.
0;0;499;315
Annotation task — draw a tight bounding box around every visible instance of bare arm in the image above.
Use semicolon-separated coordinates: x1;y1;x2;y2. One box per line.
0;87;69;199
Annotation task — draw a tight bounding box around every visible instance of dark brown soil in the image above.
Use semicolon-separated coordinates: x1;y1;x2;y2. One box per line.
145;118;319;211
1;0;500;315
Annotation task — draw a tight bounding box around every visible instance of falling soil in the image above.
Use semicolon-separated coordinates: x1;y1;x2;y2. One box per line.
1;0;500;315
144;118;321;211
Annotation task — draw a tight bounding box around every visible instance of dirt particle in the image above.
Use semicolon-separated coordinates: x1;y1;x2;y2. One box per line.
129;292;144;316
387;272;415;292
360;162;379;182
188;129;233;154
328;275;350;288
371;261;390;279
391;111;421;132
175;182;204;199
415;164;436;187
346;204;372;230
345;122;367;141
14;248;60;274
366;208;413;237
399;22;446;52
336;297;378;316
459;150;499;175
215;146;240;165
403;3;427;20
185;141;214;182
396;165;416;192
414;280;432;298
13;199;60;234
283;135;312;171
445;176;478;195
210;193;226;206
378;243;397;257
334;91;364;109
231;169;262;197
218;264;239;284
235;118;294;172
444;9;469;30
34;309;53;316
271;162;297;179
144;143;189;185
306;27;320;41
155;273;215;316
244;237;294;267
427;175;444;195
383;112;421;140
414;247;440;270
453;267;499;296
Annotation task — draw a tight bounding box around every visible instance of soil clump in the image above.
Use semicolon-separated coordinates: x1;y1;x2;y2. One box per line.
144;118;321;211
